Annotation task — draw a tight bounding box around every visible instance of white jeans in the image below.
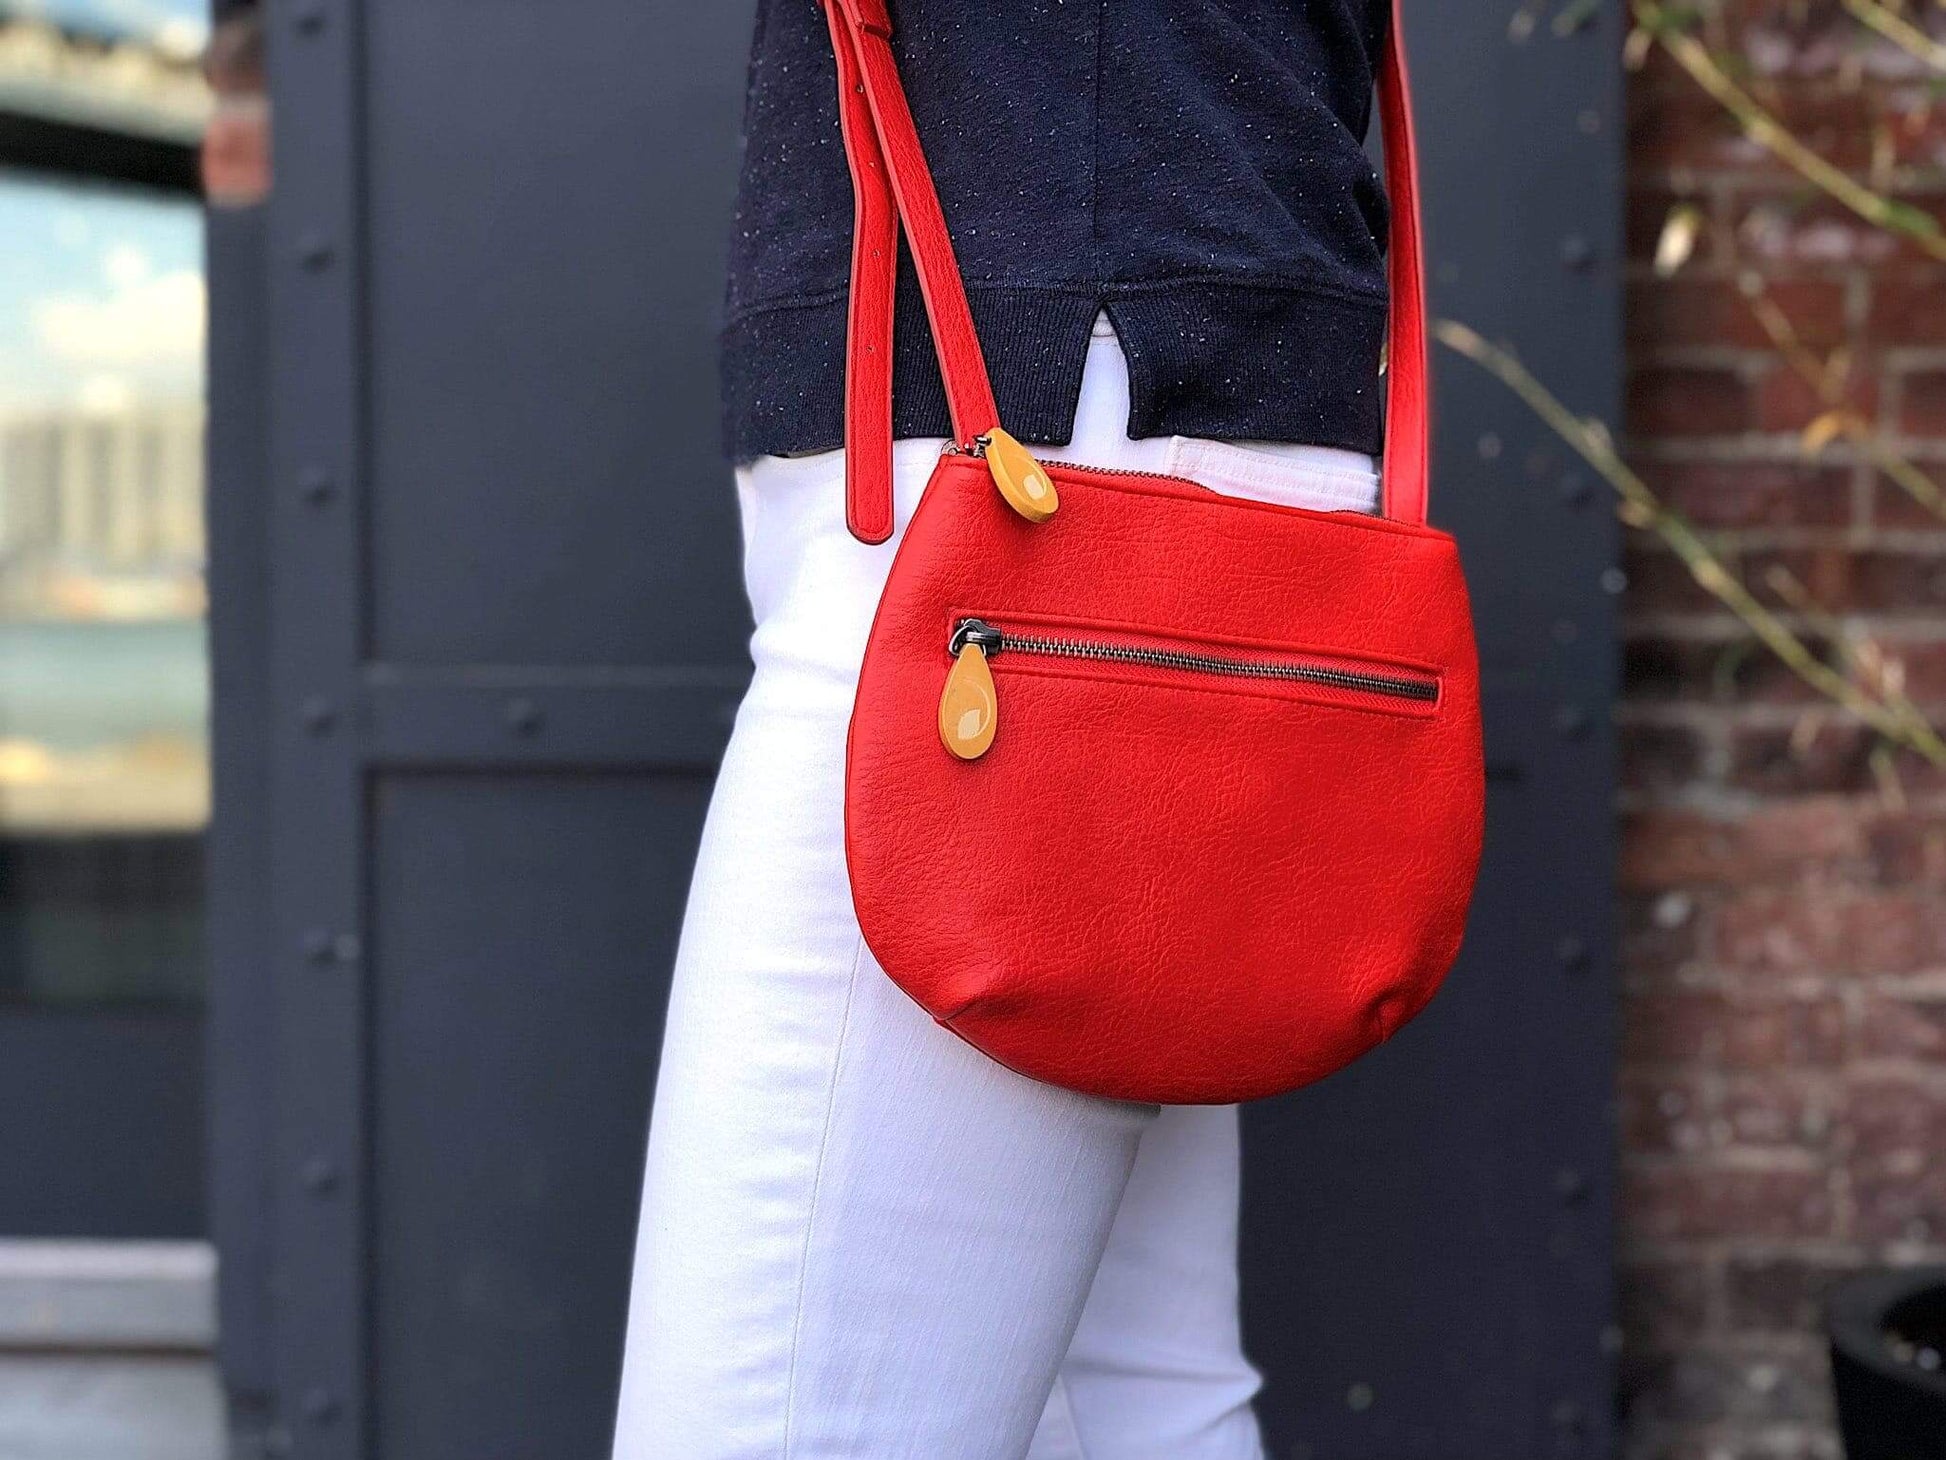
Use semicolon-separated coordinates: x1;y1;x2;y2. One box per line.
613;319;1379;1459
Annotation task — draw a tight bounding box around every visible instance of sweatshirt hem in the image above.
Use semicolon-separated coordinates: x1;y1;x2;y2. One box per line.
719;277;1387;463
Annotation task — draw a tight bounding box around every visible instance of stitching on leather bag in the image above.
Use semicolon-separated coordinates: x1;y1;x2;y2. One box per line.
989;658;1443;721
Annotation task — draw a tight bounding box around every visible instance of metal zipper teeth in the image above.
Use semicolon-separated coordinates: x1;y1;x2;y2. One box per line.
985;628;1439;703
941;439;1209;493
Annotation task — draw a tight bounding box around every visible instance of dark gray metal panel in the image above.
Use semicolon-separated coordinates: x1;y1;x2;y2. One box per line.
368;773;709;1460
360;0;751;670
1242;3;1623;1456
206;198;277;1407
264;0;374;1451
252;0;758;1454
362;671;745;771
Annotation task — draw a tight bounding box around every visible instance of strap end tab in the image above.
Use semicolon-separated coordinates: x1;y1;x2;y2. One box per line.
830;0;893;38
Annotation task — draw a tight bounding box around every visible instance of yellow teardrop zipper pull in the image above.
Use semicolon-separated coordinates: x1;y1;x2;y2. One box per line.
982;427;1058;523
939;620;1001;760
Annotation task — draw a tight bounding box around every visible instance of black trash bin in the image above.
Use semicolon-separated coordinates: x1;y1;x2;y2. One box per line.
1830;1266;1946;1460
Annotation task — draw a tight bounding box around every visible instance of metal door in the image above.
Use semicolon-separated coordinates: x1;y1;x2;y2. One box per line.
219;2;755;1453
214;1;1619;1453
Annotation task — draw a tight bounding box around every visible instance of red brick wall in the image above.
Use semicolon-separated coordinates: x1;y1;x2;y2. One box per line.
1622;3;1946;1456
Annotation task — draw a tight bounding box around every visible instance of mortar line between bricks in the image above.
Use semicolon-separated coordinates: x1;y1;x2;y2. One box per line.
1623;613;1946;638
1626;437;1946;462
1617;702;1946;728
1627;168;1946;198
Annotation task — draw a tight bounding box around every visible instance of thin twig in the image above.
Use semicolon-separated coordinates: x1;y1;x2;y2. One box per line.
1435;319;1946;766
1764;564;1936;746
1740;277;1946;519
1635;1;1946;260
1842;0;1946;73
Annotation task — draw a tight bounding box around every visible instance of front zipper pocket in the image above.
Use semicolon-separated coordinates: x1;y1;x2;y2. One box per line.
938;616;1441;760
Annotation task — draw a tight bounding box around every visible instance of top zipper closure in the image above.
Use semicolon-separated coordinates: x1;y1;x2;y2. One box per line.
943;437;1209;494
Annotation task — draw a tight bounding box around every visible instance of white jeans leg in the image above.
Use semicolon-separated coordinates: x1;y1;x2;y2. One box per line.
613;322;1373;1458
1025;1105;1265;1460
612;438;1156;1459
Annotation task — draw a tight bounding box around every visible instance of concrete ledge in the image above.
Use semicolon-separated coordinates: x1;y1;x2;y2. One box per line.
0;1240;215;1352
0;1355;222;1460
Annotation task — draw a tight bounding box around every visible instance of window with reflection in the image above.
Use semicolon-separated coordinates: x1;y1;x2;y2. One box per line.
0;0;210;1008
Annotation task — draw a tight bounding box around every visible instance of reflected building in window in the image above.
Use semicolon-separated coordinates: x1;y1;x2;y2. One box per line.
0;399;206;621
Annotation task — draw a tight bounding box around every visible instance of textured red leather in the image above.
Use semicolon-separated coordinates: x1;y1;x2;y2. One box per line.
829;0;1485;1103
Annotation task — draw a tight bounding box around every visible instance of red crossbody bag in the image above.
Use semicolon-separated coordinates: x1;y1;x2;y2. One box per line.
828;0;1484;1104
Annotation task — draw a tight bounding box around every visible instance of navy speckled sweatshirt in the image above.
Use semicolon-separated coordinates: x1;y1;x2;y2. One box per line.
720;0;1393;463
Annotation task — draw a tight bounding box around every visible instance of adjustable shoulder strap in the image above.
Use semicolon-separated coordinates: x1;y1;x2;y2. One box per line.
824;0;1429;539
824;0;999;542
1374;0;1429;525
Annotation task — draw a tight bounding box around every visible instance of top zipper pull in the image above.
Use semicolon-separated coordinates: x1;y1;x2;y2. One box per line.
980;427;1059;524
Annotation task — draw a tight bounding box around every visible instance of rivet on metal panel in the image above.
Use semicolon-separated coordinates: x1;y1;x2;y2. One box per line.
1346;1382;1375;1412
1601;567;1628;596
299;1157;339;1195
1555;1167;1590;1203
1554;704;1589;738
300;697;337;734
1577;109;1602;134
294;3;327;36
1558;473;1591;507
1551;1398;1587;1432
1600;1324;1625;1355
505;697;544;736
300;930;357;966
1477;433;1502;461
296;234;335;272
1560;234;1594;270
298;467;335;505
1557;934;1591;972
300;1388;341;1425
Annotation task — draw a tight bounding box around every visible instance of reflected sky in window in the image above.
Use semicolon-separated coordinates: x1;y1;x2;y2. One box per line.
2;0;207;48
0;176;202;411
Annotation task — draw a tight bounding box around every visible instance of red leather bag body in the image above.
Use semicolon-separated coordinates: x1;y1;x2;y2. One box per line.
827;0;1485;1105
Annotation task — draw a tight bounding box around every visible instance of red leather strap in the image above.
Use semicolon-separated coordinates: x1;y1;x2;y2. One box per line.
823;0;899;543
824;0;1430;533
825;0;999;542
1375;0;1429;524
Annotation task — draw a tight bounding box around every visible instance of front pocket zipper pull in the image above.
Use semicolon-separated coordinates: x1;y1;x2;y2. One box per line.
982;428;1059;524
939;618;1003;760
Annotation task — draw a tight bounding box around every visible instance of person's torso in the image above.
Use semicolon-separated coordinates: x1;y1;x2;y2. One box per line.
720;0;1394;464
